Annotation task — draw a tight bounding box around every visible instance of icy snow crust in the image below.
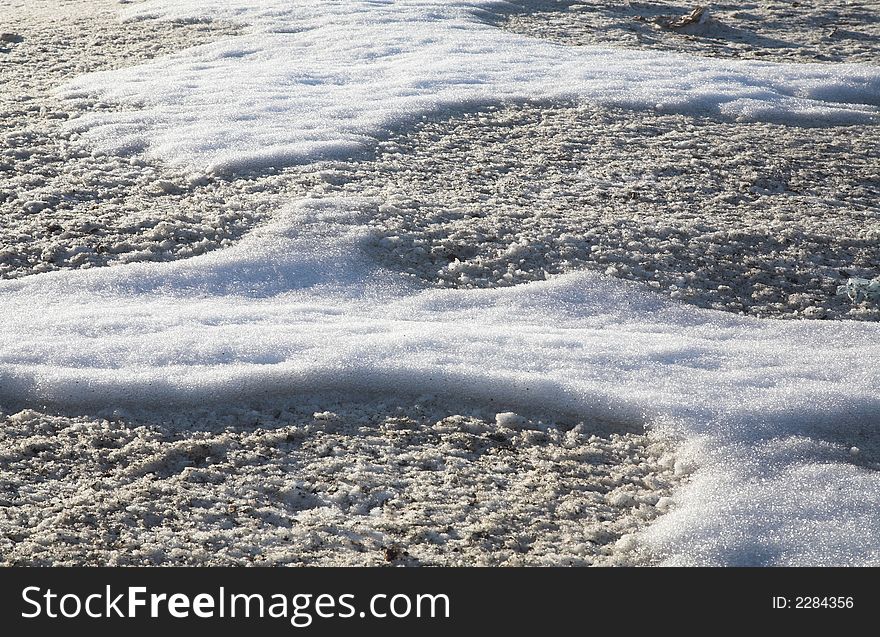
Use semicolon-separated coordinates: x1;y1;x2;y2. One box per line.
3;0;880;565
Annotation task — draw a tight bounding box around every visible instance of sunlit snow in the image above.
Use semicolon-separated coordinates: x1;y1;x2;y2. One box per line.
3;0;879;565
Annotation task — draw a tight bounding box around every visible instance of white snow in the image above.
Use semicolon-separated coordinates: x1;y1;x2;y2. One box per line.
59;0;880;173
4;0;880;565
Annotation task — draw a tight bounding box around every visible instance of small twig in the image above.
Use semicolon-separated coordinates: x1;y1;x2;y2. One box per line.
636;6;709;31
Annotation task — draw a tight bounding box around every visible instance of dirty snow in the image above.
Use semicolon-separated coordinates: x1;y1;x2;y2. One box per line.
0;404;679;566
0;1;262;279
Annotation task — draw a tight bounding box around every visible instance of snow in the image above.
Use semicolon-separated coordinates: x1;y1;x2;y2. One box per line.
495;412;531;430
59;0;880;173
4;0;880;565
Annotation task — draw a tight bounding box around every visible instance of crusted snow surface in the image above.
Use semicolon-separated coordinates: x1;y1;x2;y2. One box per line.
2;0;880;565
361;103;880;321
2;194;880;566
499;1;880;65
0;405;678;566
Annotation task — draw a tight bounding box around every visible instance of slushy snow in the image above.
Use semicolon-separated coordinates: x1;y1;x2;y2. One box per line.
3;0;880;565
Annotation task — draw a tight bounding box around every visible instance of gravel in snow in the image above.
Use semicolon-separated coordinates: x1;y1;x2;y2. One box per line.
1;2;683;565
6;2;880;321
361;103;880;321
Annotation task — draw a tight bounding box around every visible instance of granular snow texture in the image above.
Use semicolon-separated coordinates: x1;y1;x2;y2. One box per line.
0;405;679;566
0;0;682;567
2;0;880;568
362;103;880;321
0;1;302;279
498;0;880;64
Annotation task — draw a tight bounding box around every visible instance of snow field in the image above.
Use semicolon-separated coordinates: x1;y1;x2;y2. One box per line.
2;0;880;564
